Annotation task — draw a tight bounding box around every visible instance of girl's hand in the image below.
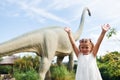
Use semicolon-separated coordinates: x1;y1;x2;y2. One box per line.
102;24;110;32
64;27;71;34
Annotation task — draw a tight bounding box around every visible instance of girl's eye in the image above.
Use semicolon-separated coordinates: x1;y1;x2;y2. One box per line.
81;47;84;49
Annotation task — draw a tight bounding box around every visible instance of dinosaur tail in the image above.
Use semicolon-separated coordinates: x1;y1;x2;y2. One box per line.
74;7;91;41
0;35;38;57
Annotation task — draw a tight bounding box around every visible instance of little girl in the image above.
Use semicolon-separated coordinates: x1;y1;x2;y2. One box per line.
64;24;110;80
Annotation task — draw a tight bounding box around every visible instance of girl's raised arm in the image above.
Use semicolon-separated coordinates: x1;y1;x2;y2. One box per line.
64;27;80;57
93;24;110;57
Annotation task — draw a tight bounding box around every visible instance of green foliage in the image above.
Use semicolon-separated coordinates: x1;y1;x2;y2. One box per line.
14;55;39;72
1;55;76;80
0;65;12;74
14;69;39;80
106;28;116;38
50;64;75;80
97;51;120;80
13;56;40;80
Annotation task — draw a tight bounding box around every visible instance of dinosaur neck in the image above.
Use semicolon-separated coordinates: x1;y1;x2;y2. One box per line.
74;7;91;41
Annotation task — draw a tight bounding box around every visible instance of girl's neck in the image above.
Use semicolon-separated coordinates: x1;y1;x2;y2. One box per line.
82;52;91;55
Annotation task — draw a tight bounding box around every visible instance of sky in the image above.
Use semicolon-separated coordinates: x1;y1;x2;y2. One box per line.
0;0;120;61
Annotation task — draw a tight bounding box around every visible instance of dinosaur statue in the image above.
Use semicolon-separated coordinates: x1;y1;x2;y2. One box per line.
0;7;91;80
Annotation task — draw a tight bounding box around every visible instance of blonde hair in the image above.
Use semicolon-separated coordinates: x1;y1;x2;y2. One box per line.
79;38;94;52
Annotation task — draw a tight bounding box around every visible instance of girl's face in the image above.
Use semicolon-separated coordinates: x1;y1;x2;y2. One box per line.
79;43;92;55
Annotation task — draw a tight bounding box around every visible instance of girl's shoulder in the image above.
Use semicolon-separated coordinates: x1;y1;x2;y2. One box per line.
89;53;97;60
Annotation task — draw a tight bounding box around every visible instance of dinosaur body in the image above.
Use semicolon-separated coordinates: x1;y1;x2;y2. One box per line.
0;27;72;56
0;7;91;80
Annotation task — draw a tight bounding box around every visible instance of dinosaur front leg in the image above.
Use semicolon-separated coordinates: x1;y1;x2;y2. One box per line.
57;56;64;66
68;53;74;71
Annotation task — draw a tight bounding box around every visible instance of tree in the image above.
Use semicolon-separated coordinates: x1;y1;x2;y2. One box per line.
97;51;120;80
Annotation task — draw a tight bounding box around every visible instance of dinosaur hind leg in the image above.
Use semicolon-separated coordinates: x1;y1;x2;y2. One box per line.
39;34;57;80
39;57;52;80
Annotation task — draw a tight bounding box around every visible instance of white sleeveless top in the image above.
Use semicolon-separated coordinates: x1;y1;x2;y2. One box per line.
75;53;102;80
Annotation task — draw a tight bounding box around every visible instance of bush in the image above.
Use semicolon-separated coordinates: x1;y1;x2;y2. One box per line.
14;56;39;72
14;69;39;80
50;64;75;80
13;56;40;80
13;55;75;80
0;65;12;74
97;51;120;80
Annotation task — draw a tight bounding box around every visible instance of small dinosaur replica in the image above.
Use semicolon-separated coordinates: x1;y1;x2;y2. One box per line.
0;7;91;80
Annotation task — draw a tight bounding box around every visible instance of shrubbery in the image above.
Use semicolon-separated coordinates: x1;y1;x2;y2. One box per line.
14;56;40;72
13;55;75;80
14;69;39;80
50;64;75;80
13;56;40;80
0;65;12;74
97;51;120;80
1;51;120;80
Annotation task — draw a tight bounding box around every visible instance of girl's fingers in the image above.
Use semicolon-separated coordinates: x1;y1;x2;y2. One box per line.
64;27;71;33
102;24;110;31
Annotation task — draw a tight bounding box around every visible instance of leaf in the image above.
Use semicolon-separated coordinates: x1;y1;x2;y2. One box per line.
106;28;116;38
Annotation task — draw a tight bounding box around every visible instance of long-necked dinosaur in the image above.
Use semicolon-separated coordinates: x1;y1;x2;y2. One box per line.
0;7;91;80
